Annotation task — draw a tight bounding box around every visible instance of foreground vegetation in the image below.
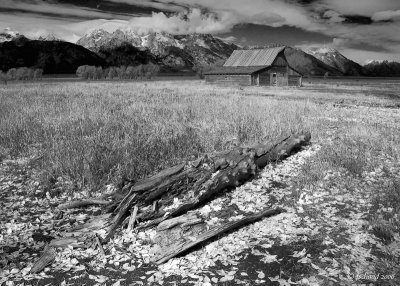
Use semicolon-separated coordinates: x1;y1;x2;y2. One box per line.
0;79;399;284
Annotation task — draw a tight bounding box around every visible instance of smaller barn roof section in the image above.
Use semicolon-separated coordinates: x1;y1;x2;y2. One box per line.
223;46;286;67
204;66;268;75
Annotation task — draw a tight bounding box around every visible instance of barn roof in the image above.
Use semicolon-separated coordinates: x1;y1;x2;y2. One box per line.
223;46;286;67
204;66;269;75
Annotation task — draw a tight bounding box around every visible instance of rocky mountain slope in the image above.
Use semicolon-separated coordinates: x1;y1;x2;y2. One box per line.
99;43;156;67
77;29;237;71
0;36;104;74
302;47;365;76
284;47;343;76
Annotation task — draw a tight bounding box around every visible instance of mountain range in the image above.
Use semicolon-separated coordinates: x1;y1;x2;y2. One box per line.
0;28;387;76
77;29;237;72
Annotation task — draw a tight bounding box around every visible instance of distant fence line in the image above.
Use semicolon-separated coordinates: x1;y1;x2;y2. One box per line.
0;67;43;84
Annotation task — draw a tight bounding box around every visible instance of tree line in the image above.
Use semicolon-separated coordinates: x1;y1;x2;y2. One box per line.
363;61;400;77
0;67;43;84
192;59;225;79
76;64;161;80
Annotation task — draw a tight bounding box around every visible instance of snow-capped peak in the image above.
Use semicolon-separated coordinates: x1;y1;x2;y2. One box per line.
37;33;62;42
87;29;111;42
302;46;339;56
0;27;21;42
365;59;386;65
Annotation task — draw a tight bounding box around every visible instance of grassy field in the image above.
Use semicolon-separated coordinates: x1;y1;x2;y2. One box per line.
1;78;400;284
1;79;399;188
0;80;315;190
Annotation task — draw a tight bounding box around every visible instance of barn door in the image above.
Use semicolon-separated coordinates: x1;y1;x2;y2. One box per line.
251;74;259;86
271;73;277;86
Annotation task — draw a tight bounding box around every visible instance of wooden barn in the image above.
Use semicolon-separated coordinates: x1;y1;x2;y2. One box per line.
204;47;302;87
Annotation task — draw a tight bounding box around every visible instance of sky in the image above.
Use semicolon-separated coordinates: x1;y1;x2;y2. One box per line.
1;0;400;64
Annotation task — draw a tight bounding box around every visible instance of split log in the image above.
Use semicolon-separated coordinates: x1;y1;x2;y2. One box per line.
30;245;56;273
106;132;310;239
49;238;83;248
58;199;110;210
107;194;137;240
95;234;106;257
153;207;284;264
127;205;139;231
157;213;199;231
68;213;111;236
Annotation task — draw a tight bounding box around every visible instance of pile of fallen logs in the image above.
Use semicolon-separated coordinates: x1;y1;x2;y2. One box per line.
31;132;311;272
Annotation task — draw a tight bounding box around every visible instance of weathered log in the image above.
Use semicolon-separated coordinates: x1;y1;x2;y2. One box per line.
127;205;139;231
95;234;106;257
153;207;284;264
49;238;83;248
58;199;110;210
107;132;310;238
106;194;137;240
30;245;56;273
157;213;199;231
69;214;111;233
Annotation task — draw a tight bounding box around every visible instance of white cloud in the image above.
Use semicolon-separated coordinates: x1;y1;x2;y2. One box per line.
215;36;237;43
83;0;322;36
126;9;237;34
106;0;186;12
322;10;346;23
318;0;400;17
372;10;400;21
324;22;400;52
0;0;134;20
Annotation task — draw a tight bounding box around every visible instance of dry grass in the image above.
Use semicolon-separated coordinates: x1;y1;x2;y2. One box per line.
1;80;399;192
0;81;316;191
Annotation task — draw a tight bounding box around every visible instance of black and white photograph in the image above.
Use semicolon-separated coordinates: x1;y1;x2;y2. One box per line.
0;0;399;285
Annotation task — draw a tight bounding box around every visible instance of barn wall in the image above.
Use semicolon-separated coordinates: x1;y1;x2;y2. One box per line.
257;67;288;86
277;74;289;86
255;65;301;87
257;70;271;86
205;74;252;86
288;75;301;86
